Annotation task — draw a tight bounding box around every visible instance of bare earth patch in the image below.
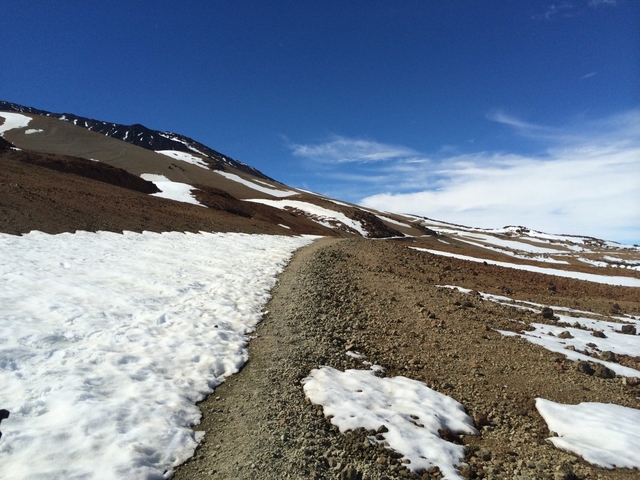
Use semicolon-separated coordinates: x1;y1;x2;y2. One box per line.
174;238;640;480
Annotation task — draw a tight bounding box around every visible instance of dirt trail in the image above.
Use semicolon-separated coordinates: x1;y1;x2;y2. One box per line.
174;238;640;480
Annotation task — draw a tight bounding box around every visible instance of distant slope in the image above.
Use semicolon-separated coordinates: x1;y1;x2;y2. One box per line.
0;100;270;180
2;101;638;283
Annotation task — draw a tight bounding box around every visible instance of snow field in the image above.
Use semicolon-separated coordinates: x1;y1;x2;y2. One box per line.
247;198;369;236
141;173;204;207
439;285;640;377
303;367;478;479
215;171;298;197
0;231;315;479
535;400;640;469
155;150;211;169
411;247;640;287
0;112;32;136
439;285;640;468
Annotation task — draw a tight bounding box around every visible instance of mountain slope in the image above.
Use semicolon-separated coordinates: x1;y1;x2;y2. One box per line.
0;100;270;180
1;103;640;480
1;104;639;276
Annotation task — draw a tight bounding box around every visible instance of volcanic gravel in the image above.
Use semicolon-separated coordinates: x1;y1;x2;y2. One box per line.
173;238;640;480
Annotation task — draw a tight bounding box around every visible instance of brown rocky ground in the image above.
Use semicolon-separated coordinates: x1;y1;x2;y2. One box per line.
174;238;639;480
0;141;336;236
2;138;639;479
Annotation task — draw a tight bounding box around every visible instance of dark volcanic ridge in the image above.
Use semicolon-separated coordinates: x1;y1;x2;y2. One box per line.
0;100;270;180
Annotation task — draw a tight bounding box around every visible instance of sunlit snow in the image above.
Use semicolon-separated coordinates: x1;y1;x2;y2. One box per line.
0;112;32;136
156;150;211;169
440;285;640;377
141;173;204;207
0;231;315;479
247;198;369;236
215;171;298;197
536;399;640;469
303;367;478;478
411;247;640;287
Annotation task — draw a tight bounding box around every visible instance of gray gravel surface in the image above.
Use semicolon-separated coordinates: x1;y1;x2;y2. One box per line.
173;238;640;480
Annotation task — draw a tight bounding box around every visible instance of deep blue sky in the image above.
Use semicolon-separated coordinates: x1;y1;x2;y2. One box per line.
2;1;639;242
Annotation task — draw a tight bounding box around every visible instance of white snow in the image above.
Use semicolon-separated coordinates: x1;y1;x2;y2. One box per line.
377;214;412;229
453;237;570;264
215;171;298;198
410;248;640;287
437;285;610;317
0;112;32;136
578;257;609;268
446;231;564;255
156;150;210;169
302;367;478;479
536;399;640;469
141;173;205;207
0;230;315;479
497;324;640;377
439;285;640;377
247;199;369;237
156;133;209;157
24;128;43;135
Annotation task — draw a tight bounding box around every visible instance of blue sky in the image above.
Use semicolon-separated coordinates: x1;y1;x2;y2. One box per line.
1;1;638;243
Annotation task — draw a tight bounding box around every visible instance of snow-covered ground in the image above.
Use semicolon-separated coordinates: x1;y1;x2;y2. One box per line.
536;399;640;469
141;173;204;207
215;171;298;198
247;198;369;236
0;112;32;136
156;150;211;169
303;367;478;479
434;230;565;255
0;231;315;479
439;285;640;378
411;247;640;287
439;285;640;467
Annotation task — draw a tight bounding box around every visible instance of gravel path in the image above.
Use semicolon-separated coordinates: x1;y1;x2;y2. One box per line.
174;238;640;480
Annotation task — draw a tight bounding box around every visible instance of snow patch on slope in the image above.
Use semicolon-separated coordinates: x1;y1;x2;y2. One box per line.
215;171;297;198
156;150;211;169
411;248;640;287
536;399;640;469
0;112;32;136
303;367;478;478
247;198;369;236
141;173;204;207
0;231;315;479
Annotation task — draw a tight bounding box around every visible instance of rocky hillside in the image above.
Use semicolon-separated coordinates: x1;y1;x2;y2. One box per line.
0;100;269;179
1;103;640;479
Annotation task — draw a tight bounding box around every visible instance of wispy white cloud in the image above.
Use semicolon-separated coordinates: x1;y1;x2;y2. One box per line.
487;111;550;132
581;71;597;79
531;0;616;21
532;2;575;21
361;144;639;243
291;110;640;243
589;0;617;7
288;135;422;163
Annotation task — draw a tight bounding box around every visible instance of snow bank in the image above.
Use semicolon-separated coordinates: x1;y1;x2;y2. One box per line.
0;112;31;136
0;231;315;479
247;199;369;236
411;247;640;287
141;173;204;207
215;171;297;197
497;324;640;377
536;399;640;469
302;367;478;478
156;150;210;169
